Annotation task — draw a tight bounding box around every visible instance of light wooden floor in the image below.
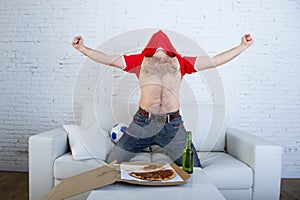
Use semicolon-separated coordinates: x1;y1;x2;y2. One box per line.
0;171;299;200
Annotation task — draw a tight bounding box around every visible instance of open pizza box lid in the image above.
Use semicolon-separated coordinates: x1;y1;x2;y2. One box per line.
45;162;190;200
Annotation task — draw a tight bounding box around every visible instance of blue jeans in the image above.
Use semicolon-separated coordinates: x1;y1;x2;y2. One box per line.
106;110;201;167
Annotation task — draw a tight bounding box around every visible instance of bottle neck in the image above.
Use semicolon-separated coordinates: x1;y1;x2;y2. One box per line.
185;131;192;148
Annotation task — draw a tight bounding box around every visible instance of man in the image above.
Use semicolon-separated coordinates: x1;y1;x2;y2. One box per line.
71;30;253;167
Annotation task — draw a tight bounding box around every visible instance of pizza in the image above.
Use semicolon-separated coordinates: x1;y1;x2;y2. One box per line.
141;163;164;172
129;169;176;181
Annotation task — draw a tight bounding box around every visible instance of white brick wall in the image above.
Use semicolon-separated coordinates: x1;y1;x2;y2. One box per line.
0;0;299;177
0;0;106;171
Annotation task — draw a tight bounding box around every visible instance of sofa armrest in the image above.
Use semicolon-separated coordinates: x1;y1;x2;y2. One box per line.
226;128;282;200
29;128;69;200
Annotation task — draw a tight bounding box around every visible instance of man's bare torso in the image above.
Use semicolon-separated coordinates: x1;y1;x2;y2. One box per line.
139;50;181;114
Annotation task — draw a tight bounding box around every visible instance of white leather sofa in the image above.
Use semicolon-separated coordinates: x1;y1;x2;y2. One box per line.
29;103;283;200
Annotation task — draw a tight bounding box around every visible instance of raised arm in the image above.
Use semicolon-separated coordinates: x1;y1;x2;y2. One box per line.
196;34;254;71
71;36;124;69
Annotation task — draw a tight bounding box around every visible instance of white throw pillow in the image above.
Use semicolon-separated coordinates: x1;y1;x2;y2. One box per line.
63;123;114;160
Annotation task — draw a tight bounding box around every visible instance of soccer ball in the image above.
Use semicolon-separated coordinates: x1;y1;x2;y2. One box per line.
110;123;128;143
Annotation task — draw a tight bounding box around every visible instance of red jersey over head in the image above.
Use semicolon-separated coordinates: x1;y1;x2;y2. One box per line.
122;30;198;78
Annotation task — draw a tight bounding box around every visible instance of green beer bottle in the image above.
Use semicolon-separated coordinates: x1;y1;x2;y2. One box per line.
182;131;194;174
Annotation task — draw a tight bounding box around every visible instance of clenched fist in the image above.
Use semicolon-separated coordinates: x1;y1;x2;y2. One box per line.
241;34;254;48
71;36;84;50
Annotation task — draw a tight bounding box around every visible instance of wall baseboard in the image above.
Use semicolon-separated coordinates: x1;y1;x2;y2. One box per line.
0;165;28;172
282;171;300;178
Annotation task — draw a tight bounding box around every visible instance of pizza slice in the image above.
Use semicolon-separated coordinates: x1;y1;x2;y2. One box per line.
141;163;164;172
129;169;176;181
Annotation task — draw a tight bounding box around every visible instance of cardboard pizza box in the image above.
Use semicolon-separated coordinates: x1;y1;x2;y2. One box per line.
45;162;190;200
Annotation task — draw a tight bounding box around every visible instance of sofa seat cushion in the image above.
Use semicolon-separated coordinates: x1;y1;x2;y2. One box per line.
199;152;253;190
128;152;152;163
54;152;106;179
152;152;173;163
54;152;159;180
55;151;253;191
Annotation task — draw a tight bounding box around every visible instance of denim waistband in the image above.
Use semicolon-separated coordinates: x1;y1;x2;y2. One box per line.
137;107;180;122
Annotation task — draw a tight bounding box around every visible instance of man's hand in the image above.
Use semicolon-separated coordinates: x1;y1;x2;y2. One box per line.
240;34;254;49
71;36;84;51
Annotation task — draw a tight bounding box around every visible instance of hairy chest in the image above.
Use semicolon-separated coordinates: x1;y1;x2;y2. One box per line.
140;55;180;78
